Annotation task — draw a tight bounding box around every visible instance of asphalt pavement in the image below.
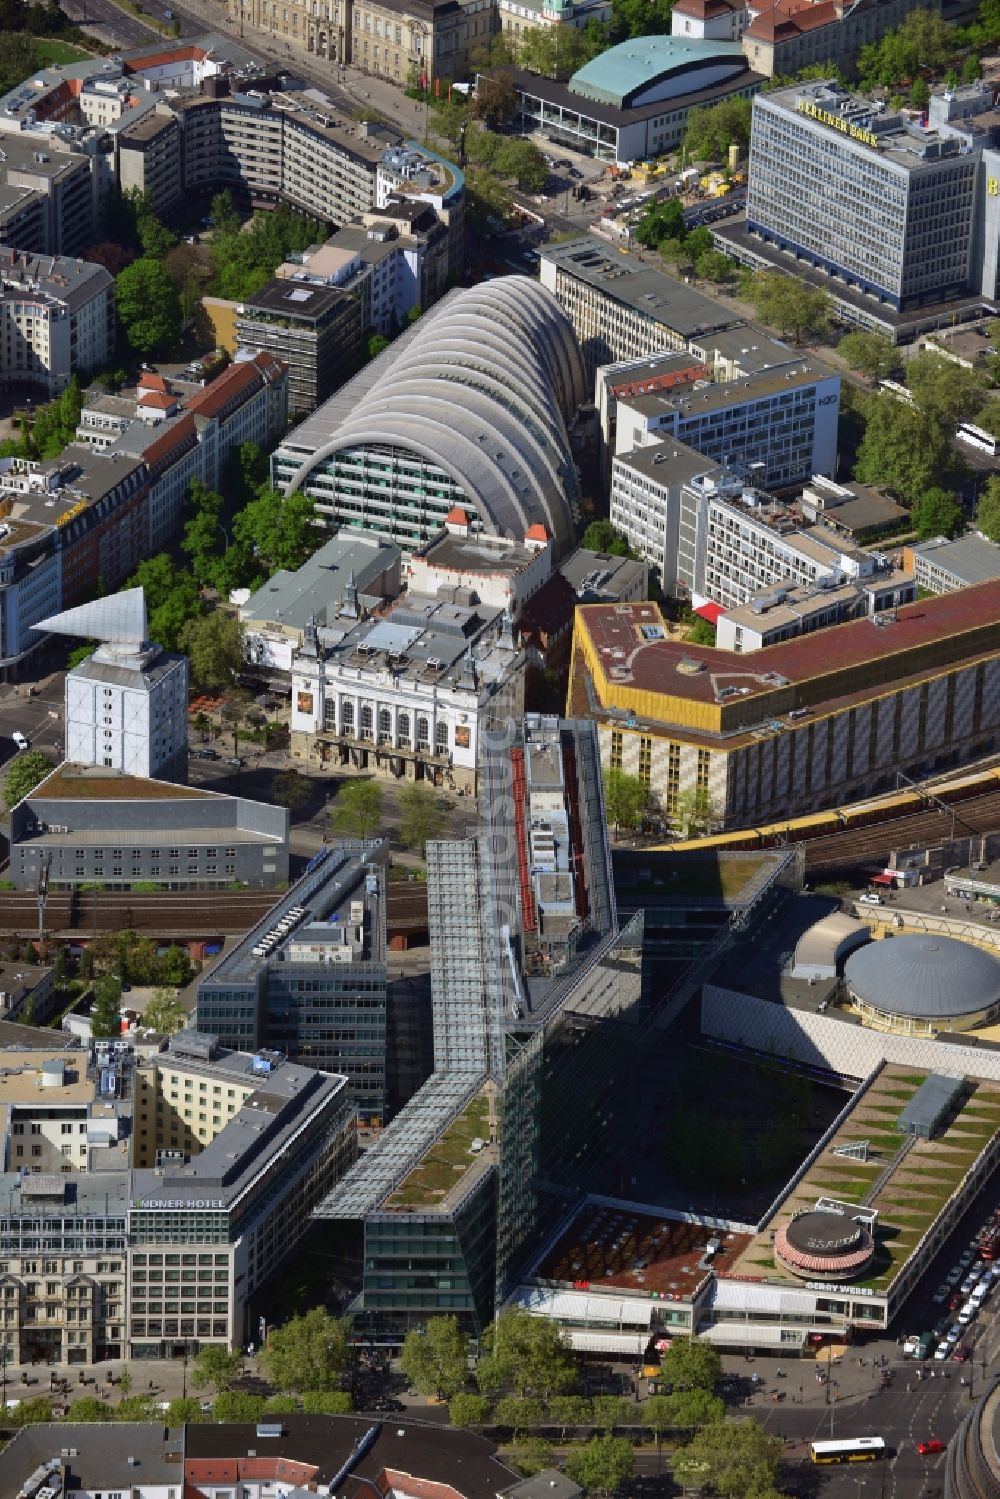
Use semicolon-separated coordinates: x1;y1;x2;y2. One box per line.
60;0;162;47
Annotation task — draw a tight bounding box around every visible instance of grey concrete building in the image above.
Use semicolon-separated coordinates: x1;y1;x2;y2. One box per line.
196;843;389;1122
6;763;289;891
116;106;183;216
908;534;1000;595
0;136;96;259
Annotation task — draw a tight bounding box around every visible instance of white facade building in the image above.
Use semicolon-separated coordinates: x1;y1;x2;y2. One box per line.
39;590;189;783
0;247;114;395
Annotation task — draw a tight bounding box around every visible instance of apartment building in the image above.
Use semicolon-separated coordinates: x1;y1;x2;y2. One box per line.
116;107;184;216
568;588;1000;829
236;278;362;414
0;248;114;396
0;137;96;260
540;237;743;380
196;844;389;1123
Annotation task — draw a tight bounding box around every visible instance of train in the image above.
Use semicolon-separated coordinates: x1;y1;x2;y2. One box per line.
653;762;1000;855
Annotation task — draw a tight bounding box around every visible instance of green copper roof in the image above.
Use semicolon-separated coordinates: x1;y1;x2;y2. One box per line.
570;36;745;109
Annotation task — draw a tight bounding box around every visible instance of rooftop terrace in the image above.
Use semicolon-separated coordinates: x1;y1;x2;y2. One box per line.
384;1084;495;1211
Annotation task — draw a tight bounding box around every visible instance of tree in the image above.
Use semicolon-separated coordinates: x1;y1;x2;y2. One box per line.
179;611;244;693
367;332;391;361
603;768;647;833
683;97;752;162
259;1307;350;1393
117;1396;156;1421
166;1396;203;1424
273;769;312;814
507;1437;557;1478
263;1394;304;1413
3;749;51;810
473;71;517;129
136;206;178;260
300;1390;353;1413
428;94;468;148
853;396;953;505
494;138;548;192
449;1392;490;1426
398;782;445;853
90;975;122;1039
233;487;318;577
495;1395;544;1434
678;1418;782;1499
858;9;956;88
548;1395;593;1437
696;249;735;283
659;1337;722;1393
592;1395;630;1432
66;1396;112;1421
211;189;241;236
330;779;384;840
906;351;988;429
581;519;633;556
466;167;514;231
518;25;593;79
912;485;964;541
476;1307;575;1400
116;257;182;355
213;1391;266;1421
220;688;253;757
611;0;673;39
837;330;900;380
191;1345;243;1394
158;945;192;987
129;554;203;651
142;988;186;1036
401;1314;469;1399
566;1435;635;1496
745;270;830;342
6;1396;53;1427
976;476;1000;541
650;1387;724;1432
635;196;685;250
686;615;716;646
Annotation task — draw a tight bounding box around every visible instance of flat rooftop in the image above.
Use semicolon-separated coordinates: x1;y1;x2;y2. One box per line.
384;1084;495;1211
245;276;351;320
416;530;541;577
620;358;832;419
911;533;1000;585
536;1199;752;1299
614;437;720;486
30;765;210;801
0;1051;91;1105
542;237;743;339
0;1423;183;1499
731;1064;1000;1294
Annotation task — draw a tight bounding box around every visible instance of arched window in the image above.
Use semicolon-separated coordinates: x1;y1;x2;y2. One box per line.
361;704;374;740
435;721;448;752
397;712;411;745
341;700;354;731
416;716;430;748
378;708;392;743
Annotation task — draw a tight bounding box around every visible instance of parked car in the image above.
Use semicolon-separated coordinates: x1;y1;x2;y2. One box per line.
946;1267;964;1286
226;756;246;768
958;1301;976;1325
932;1283;951;1304
952;1344;972;1363
11;730;27;750
195;747;219;760
917;1440;945;1456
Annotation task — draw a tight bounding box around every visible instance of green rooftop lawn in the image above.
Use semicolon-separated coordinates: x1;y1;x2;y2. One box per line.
32;38;91;63
386;1092;491;1210
654;855;768;900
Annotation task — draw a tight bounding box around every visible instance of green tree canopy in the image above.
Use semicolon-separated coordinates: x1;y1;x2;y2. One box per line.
603;768;647;832
677;1418;782;1499
179;610;244;693
635;195;685;250
428;94;469;147
495;1395;545;1434
493;138;548;191
273;768;312;814
566;1435;635;1496
837;331;900;380
853;395;953;505
65;1397;113;1422
858;9;956;88
647;1387;724;1431
330;780;384;840
398;782;445;853
449;1392;491;1426
912;485;964;540
476;1306;576;1400
258;1307;350;1393
300;1390;353;1414
400;1314;470;1399
466;167;514;231
611;0;673;39
90;975;122;1039
142;988;187;1036
128;554;203;651
517;24;600;79
232;488;318;576
116;257;183;355
213;1391;266;1421
190;1345;243;1393
659;1337;722;1392
745;269;830;342
683;96;752;161
547;1395;593;1436
472;71;518;129
3;749;50;810
581;519;634;556
208;202;326;302
506;1437;557;1478
976;475;1000;541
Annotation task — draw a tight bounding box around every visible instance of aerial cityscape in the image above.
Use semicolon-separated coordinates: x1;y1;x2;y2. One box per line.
1;1;1000;1497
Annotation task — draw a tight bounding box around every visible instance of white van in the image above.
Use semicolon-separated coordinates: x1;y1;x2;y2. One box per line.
958;1301;976;1325
11;731;27;750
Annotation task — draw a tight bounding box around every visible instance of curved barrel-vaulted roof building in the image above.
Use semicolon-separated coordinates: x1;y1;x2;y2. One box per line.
271;277;587;557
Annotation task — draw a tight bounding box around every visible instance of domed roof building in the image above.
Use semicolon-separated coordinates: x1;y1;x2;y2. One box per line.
844;935;1000;1037
774;1209;875;1282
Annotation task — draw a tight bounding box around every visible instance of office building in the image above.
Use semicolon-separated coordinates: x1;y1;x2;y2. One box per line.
6;763;289;891
568;587;1000;829
272;277;587;556
289;590;525;792
240;529;403;677
745;80;982;314
613;351;839;487
0;248;114;395
714;572;915;653
0;962;56;1026
499;0;609;46
405;509;554;618
540;237;743;380
235;277;362;414
39;590;189;783
116;106;183;215
196;843;388;1122
317;716;646;1334
907;534;1000;596
559;545;648;603
0;137;97;260
507;34;763;165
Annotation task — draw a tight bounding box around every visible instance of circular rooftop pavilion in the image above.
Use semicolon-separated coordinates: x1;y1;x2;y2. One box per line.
844;934;1000;1037
774;1210;875;1282
569;35;748;111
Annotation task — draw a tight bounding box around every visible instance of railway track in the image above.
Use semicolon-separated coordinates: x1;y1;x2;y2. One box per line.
802;786;1000;874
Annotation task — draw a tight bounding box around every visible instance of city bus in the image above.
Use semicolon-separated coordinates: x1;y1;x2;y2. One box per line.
810;1437;887;1464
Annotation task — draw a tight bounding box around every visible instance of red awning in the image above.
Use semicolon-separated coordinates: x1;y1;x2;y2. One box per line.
869;873;895;886
694;601;725;624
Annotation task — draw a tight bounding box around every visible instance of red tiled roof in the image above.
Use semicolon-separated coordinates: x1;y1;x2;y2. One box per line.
138;390;176;410
694;601;725;624
138;372;169;391
184;352;286;420
123;43;209;74
525;523;550;542
746;0;838;41
446;506;469;524
611;364;705;400
140;413;197;470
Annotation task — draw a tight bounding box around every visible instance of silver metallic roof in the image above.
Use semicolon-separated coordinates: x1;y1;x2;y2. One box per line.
282;277;587;555
845;934;1000;1019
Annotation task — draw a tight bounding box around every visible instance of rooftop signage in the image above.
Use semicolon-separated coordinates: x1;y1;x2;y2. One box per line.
797;98;878;149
